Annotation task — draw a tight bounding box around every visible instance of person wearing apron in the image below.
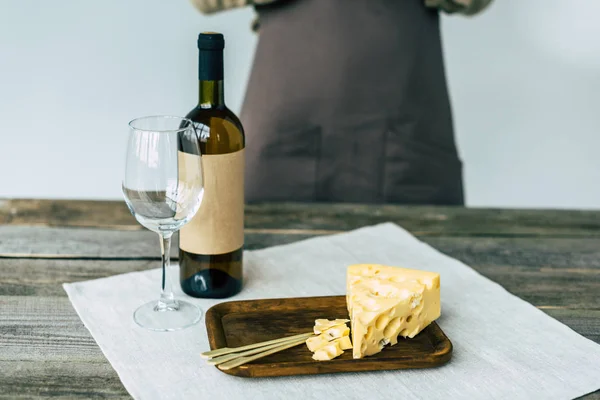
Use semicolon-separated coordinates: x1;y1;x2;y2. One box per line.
190;0;493;205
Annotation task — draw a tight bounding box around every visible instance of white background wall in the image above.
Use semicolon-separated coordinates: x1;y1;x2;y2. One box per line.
1;0;599;209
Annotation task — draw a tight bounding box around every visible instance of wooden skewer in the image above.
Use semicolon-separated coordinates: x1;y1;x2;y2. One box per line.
201;332;313;359
217;336;308;370
207;335;309;365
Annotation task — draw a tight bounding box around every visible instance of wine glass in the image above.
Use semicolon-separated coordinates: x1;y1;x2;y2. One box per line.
122;115;204;331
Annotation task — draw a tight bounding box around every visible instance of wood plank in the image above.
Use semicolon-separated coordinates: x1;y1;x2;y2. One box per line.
2;229;599;308
3;199;600;237
0;259;156;296
0;199;136;229
0;226;161;259
425;236;600;269
246;203;600;238
0;296;112;362
0;256;598;310
473;264;600;310
5;225;600;265
0;361;129;399
424;237;600;309
0;296;128;398
0;226;313;258
544;308;600;344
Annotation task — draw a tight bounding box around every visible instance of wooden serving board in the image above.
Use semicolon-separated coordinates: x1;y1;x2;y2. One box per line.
205;295;452;378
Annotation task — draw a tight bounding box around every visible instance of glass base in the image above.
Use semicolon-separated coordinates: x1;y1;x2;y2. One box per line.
133;299;202;332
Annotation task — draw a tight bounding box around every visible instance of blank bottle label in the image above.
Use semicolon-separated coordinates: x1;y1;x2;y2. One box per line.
179;149;245;255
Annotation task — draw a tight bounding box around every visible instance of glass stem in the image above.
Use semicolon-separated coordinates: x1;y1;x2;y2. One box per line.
156;232;178;311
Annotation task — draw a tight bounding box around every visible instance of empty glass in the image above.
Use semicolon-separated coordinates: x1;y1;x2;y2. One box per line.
123;116;204;331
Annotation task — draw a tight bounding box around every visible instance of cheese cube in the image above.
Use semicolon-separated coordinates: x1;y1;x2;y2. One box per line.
322;325;350;341
312;342;344;361
313;319;349;335
306;335;331;352
336;335;353;350
306;324;351;351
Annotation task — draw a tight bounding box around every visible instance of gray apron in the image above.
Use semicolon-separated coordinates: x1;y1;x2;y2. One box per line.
241;0;464;205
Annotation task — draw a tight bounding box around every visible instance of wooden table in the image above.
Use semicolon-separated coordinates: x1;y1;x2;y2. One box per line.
1;199;599;399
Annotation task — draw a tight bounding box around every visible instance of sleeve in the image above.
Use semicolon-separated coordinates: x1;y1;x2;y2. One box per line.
424;0;493;16
188;0;279;14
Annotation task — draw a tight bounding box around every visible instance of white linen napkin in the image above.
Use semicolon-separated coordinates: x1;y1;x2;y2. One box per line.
64;223;600;400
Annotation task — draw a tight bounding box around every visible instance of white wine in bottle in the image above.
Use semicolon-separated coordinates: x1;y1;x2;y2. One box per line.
179;32;245;298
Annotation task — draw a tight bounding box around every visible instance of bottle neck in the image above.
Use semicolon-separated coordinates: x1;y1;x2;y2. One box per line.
198;48;224;108
198;80;224;108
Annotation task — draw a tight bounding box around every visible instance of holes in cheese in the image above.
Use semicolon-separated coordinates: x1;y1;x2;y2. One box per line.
375;315;390;330
383;317;402;339
360;341;368;354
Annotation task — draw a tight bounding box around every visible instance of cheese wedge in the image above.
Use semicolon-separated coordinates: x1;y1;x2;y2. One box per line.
347;264;440;359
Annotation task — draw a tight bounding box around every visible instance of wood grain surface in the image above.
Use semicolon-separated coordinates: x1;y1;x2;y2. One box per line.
205;296;452;377
3;199;600;237
0;199;598;398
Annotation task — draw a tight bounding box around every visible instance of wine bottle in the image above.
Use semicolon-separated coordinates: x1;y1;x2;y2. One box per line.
179;32;245;298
